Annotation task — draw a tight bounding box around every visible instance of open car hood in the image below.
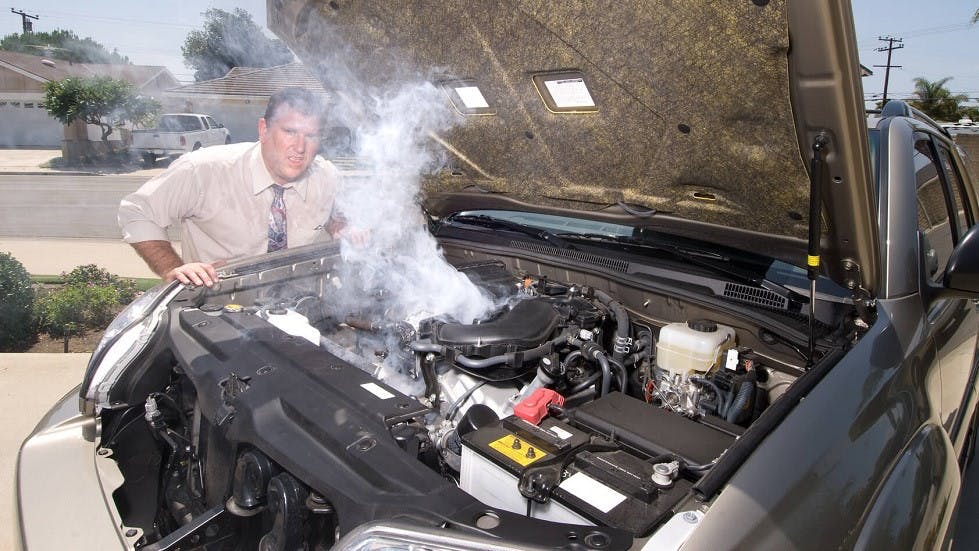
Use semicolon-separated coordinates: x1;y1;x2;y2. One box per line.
269;0;877;296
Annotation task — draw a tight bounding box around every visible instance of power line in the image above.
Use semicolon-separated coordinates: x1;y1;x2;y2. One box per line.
858;23;974;48
33;10;197;30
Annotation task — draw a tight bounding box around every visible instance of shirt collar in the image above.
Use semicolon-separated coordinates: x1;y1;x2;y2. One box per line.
247;142;311;201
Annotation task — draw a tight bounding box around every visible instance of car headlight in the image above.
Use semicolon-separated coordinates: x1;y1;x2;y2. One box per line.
80;282;182;413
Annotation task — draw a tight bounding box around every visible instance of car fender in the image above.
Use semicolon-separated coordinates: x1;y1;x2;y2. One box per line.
851;422;959;551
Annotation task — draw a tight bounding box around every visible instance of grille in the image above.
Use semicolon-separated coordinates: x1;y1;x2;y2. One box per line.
723;282;789;310
509;241;630;272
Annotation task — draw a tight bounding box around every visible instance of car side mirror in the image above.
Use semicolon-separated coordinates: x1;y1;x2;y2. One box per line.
942;224;979;295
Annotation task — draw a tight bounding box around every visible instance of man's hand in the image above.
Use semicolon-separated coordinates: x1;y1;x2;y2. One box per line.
131;240;224;287
338;227;371;247
164;262;219;287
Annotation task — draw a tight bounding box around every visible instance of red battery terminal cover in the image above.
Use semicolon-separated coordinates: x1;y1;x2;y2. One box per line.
514;388;565;425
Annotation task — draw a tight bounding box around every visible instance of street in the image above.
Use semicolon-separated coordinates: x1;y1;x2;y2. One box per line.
0;174;145;238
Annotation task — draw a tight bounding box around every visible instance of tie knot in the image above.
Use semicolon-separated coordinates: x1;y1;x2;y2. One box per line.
271;184;286;198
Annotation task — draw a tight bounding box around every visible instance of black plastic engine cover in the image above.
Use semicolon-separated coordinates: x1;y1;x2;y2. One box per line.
434;298;561;351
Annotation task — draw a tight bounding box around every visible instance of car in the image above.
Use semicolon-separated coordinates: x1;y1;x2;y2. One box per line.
15;1;979;549
131;113;232;167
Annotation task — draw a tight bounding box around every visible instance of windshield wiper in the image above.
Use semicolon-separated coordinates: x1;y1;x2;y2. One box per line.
557;233;806;305
443;215;572;249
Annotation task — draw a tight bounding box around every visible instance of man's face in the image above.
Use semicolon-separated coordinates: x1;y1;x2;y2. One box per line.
258;106;322;185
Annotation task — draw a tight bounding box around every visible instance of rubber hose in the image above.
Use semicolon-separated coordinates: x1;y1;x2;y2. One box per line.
568;371;602;394
595;351;612;396
411;331;572;370
595;290;631;363
609;357;628;394
726;379;756;425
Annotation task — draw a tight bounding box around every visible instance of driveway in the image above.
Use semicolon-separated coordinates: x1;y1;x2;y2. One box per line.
0;354;88;550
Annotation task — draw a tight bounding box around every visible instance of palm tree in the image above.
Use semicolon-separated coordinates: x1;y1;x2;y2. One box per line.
909;77;968;122
973;8;979;23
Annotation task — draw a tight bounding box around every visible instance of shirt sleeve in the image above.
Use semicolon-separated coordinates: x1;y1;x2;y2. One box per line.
118;157;204;243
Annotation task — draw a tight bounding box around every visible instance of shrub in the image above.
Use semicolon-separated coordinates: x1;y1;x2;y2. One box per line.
35;284;120;337
62;264;138;303
0;252;37;351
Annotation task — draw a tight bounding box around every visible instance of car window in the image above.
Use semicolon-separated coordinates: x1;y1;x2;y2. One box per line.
914;133;955;282
934;144;972;239
868;129;880;192
205;116;218;129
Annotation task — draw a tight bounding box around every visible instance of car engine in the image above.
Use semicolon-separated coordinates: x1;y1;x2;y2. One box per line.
101;250;802;550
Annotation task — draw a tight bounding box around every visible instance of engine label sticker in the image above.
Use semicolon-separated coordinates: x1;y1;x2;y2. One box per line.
360;382;395;400
559;472;627;513
489;434;548;467
548;426;573;440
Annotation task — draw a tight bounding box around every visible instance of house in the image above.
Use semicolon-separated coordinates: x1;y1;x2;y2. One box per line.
0;50;179;147
163;63;329;142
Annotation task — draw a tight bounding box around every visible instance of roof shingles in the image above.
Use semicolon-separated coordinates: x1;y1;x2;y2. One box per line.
168;63;326;97
0;50;178;91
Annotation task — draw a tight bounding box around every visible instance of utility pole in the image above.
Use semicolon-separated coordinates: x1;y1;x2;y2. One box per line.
874;36;904;105
10;8;39;34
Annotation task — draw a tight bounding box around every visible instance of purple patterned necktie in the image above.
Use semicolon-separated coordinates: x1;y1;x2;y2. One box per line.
267;185;287;252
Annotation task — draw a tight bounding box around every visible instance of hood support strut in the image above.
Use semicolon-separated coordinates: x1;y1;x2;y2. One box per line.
807;132;830;368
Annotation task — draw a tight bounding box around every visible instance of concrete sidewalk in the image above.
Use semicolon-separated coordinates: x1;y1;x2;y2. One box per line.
0;353;89;550
0;147;165;177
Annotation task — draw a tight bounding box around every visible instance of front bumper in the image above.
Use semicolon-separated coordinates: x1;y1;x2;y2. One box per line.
14;388;139;550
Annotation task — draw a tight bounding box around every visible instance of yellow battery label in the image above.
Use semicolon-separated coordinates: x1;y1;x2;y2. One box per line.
489;434;548;467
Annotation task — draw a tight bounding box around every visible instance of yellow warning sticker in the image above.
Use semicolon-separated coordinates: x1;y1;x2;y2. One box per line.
488;434;547;467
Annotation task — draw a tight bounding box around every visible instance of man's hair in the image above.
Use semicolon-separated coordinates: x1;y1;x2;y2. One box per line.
264;87;325;126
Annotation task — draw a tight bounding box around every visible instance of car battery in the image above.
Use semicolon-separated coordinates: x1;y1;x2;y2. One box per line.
460;414;692;536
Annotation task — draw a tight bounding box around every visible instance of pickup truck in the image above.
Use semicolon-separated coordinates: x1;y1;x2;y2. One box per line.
131;113;231;166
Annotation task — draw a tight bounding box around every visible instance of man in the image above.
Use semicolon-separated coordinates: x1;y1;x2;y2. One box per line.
119;87;339;287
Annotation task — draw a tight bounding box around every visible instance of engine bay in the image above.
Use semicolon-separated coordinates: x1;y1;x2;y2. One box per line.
101;245;810;549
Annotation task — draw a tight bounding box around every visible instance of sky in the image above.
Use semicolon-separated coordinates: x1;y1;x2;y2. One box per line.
1;1;977;109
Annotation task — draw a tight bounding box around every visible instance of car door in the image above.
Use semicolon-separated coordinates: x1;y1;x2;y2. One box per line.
915;131;979;450
204;116;223;146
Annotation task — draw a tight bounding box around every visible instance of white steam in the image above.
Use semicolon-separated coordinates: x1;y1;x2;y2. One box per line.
331;82;495;326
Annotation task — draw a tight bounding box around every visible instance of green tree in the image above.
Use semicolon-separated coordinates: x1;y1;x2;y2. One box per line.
908;77;968;122
43;76;161;143
0;29;130;65
0;252;36;352
182;8;294;82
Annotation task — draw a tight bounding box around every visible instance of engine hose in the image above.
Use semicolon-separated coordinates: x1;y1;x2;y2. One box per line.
561;350;584;370
568;338;612;396
609;357;628;394
565;385;598;402
594;290;631;363
409;342;444;354
595;351;612;396
726;378;757;425
446;380;489;421
625;331;655;366
568;371;602;394
410;331;573;370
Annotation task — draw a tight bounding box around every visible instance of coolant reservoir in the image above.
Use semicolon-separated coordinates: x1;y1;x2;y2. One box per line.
656;320;735;377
